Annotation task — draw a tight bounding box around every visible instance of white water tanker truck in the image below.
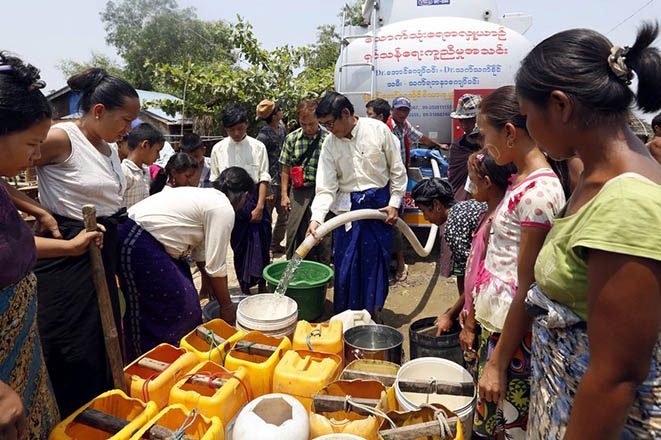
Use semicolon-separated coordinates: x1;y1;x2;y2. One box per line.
335;0;533;226
335;0;533;142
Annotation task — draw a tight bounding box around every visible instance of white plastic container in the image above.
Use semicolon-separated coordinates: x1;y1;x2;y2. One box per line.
395;357;476;436
232;393;309;440
236;294;298;338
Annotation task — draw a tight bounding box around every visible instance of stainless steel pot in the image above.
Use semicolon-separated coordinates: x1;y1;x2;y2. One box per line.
344;324;404;365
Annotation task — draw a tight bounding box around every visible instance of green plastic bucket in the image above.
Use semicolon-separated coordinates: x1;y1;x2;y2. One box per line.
262;260;334;321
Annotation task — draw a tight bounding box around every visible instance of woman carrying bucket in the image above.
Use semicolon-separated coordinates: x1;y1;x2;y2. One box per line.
117;167;253;362
481;23;661;438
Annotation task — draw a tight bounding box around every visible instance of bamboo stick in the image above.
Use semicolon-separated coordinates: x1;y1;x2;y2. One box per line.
82;205;125;392
74;408;196;440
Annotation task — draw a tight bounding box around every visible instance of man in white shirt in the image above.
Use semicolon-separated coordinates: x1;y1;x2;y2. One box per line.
307;92;407;317
210;104;271;293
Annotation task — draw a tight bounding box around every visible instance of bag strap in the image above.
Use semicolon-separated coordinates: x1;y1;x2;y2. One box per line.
294;131;321;167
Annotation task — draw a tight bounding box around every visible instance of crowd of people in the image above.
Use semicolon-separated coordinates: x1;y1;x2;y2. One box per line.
1;20;661;440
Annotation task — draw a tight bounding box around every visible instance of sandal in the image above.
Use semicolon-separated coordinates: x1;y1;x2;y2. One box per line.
395;264;409;282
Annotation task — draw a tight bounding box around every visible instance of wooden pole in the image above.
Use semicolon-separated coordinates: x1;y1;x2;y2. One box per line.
379;418;458;440
195;326;277;357
312;394;381;415
82;205;125;392
137;357;229;389
74;408;196;440
341;369;474;397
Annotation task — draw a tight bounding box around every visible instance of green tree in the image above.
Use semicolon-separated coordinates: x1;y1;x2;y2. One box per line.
302;0;366;72
341;0;367;26
100;0;234;89
302;24;341;72
150;17;334;136
57;52;125;80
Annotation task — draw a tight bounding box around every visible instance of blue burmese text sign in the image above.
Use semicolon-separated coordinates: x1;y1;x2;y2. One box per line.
417;0;450;6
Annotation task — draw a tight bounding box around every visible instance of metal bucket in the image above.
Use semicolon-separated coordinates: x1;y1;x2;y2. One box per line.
343;324;403;365
409;316;464;365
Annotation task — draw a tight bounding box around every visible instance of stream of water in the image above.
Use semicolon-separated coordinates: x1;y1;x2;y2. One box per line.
273;253;303;296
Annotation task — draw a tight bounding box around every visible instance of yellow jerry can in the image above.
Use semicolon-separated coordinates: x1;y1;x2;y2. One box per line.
310;380;392;440
49;389;158;440
180;319;245;364
168;361;250;426
273;350;342;411
124;343;198;409
292;320;344;361
223;331;291;398
380;403;465;440
129;404;223;440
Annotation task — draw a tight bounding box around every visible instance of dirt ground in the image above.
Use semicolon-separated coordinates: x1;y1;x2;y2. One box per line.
196;213;459;361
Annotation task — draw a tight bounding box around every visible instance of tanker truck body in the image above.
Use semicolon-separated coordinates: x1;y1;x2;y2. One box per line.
334;0;533;227
335;0;533;142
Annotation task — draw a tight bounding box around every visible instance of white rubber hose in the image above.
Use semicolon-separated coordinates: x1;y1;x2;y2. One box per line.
295;158;441;259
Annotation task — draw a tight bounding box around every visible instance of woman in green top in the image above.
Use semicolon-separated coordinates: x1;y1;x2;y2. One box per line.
478;23;661;439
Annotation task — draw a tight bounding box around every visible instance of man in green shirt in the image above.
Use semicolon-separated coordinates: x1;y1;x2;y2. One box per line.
279;99;331;264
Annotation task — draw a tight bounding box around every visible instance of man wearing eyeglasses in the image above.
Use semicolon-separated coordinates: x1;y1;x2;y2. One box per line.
307;91;407;319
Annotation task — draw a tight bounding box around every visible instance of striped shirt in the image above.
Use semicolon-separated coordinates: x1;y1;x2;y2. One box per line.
121;159;151;208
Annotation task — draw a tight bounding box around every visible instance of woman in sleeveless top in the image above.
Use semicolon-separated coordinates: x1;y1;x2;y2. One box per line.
32;68;139;417
0;53;105;438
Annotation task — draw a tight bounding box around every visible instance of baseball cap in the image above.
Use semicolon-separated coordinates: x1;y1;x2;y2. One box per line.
392;96;412;109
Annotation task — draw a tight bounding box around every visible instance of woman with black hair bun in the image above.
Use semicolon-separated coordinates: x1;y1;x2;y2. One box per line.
0;52;107;438
485;23;661;438
31;67;139;417
117;167;252;361
149;151;199;194
410;177;456;225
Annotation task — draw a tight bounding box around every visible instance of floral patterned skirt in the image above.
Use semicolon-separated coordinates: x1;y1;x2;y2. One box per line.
526;285;661;439
473;328;532;439
0;273;60;438
528;316;661;439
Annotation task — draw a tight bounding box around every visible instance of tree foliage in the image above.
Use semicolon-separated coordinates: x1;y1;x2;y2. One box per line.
55;0;367;135
341;1;367;27
302;24;342;72
100;0;234;89
150;17;334;136
57;52;125;80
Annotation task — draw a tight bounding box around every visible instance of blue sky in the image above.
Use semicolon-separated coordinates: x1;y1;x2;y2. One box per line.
2;0;659;119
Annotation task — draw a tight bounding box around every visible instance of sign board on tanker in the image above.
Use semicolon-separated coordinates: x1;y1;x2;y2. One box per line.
335;16;533;142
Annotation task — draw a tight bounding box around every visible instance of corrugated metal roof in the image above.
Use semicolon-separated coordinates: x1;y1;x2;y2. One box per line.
137;90;184;122
47;86;187;124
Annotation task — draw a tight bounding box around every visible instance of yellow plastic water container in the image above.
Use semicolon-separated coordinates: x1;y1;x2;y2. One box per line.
168;361;250;425
292;320;344;361
49;390;158;440
180;319;245;364
124;343;199;409
273;350;342;411
309;380;391;440
224;331;291;398
129;404;223;440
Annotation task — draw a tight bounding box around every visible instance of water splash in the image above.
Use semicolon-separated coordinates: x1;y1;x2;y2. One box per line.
273;254;303;297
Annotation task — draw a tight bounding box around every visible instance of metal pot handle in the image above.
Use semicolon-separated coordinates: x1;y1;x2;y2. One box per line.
352;348;364;360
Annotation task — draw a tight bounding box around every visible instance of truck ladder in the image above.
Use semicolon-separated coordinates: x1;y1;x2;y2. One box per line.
336;1;379;98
